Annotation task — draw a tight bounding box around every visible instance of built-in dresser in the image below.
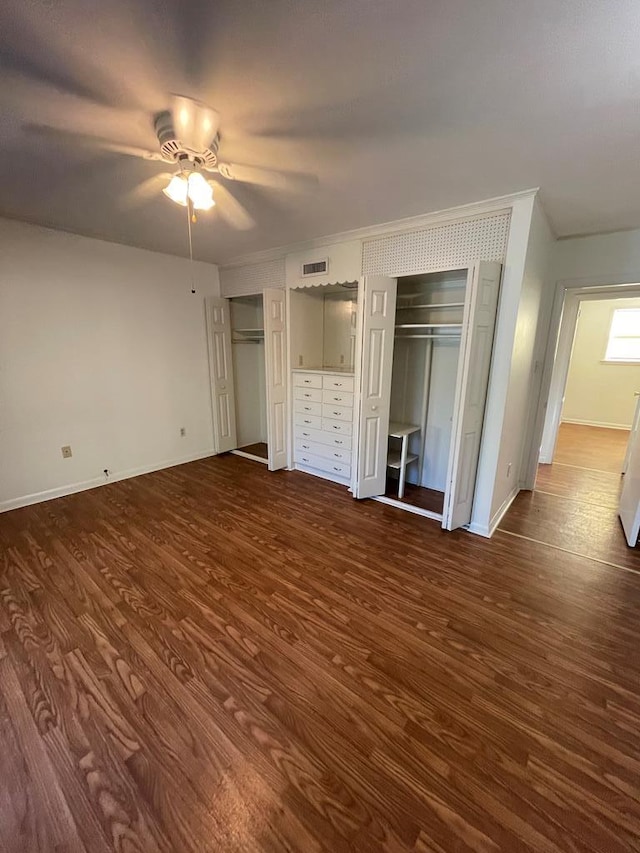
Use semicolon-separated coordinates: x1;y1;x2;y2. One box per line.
292;369;355;484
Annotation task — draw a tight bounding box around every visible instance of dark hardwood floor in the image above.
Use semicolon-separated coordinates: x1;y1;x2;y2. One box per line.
2;454;640;851
237;442;269;460
384;478;445;514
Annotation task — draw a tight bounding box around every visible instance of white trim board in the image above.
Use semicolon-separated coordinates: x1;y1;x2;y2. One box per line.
561;418;631;430
0;449;216;514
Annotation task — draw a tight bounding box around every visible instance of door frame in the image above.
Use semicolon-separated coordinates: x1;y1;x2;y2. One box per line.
524;275;640;482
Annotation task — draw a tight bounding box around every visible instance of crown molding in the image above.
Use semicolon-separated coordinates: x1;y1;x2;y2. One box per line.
220;188;539;270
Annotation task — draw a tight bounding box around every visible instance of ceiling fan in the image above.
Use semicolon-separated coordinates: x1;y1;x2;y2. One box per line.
26;94;312;230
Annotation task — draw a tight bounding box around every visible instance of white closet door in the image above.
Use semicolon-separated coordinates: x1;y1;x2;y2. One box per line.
264;288;288;471
443;261;502;531
619;396;640;546
206;297;237;453
354;275;398;498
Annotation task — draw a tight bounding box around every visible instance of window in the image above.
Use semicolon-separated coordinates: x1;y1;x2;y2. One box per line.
604;308;640;362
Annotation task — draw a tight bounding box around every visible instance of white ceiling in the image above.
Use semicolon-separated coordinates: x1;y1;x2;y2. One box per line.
1;0;640;264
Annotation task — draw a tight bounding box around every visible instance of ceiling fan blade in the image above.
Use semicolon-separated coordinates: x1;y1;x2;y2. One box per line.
216;162;317;192
121;172;174;209
211;181;255;231
24;123;164;161
171;94;220;152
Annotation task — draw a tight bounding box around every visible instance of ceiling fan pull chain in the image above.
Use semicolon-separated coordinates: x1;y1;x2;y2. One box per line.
186;199;196;294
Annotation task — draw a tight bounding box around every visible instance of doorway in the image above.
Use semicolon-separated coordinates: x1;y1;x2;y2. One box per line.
500;288;640;568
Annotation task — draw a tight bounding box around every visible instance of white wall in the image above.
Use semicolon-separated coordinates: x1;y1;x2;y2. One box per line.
552;227;640;282
562;297;640;429
472;197;554;534
0;218;220;511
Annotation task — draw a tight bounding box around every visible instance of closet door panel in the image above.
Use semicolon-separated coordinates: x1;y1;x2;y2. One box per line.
354;275;397;499
443;262;502;530
206;297;238;453
264;288;288;471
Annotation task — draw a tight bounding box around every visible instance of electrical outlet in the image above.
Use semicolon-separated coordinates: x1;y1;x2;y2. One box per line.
507;462;512;478
180;427;186;437
61;445;72;459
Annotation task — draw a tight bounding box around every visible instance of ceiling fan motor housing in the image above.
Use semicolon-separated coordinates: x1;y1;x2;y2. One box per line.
153;111;219;170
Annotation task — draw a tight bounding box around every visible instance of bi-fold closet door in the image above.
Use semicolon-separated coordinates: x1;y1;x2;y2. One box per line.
354;262;502;530
206;289;288;471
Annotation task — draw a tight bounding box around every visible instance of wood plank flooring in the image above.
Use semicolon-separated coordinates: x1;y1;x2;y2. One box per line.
501;423;638;567
552;423;629;474
2;454;640;851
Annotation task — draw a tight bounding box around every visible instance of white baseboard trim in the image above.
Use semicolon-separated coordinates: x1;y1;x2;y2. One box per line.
561;418;631;430
468;486;520;539
0;449;216;514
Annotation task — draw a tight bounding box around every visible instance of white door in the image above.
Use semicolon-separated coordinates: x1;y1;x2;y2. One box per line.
620;395;640;546
264;288;288;471
443;261;502;530
206;297;237;453
354;275;397;499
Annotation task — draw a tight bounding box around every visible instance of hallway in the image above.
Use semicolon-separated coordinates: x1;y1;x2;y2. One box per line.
499;424;639;572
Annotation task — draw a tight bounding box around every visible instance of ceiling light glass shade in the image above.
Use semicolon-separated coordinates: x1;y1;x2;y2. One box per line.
163;174;188;206
187;171;215;210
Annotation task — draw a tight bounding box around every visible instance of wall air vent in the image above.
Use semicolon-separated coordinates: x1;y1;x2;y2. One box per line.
301;258;328;277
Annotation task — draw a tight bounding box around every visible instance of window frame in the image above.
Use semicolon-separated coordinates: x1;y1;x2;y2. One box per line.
603;306;640;364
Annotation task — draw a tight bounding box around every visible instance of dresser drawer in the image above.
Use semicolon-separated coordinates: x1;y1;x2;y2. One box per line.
293;372;323;389
322;403;352;422
295;450;351;479
295;440;352;465
295;399;322;417
322;417;353;436
294;386;322;403
294;425;352;451
294;412;322;430
322;374;354;392
321;389;353;406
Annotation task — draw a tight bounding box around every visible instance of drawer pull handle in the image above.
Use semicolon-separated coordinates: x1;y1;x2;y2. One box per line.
304;379;311;383
302;457;309;462
334;440;343;445
304;419;312;424
304;393;311;397
332;425;341;430
304;406;311;411
302;432;310;437
334;453;342;458
333;466;342;471
333;397;341;401
302;444;310;449
332;411;341;416
334;383;343;387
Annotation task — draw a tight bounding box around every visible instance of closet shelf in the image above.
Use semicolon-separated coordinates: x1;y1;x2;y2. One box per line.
387;451;418;470
233;328;264;335
396;302;464;310
395;323;463;329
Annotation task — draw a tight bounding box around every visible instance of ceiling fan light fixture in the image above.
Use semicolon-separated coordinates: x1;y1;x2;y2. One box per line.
187;171;215;210
163;174;188;206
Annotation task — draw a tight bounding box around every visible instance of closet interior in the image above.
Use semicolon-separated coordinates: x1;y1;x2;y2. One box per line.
387;269;466;517
289;283;358;371
229;295;268;462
